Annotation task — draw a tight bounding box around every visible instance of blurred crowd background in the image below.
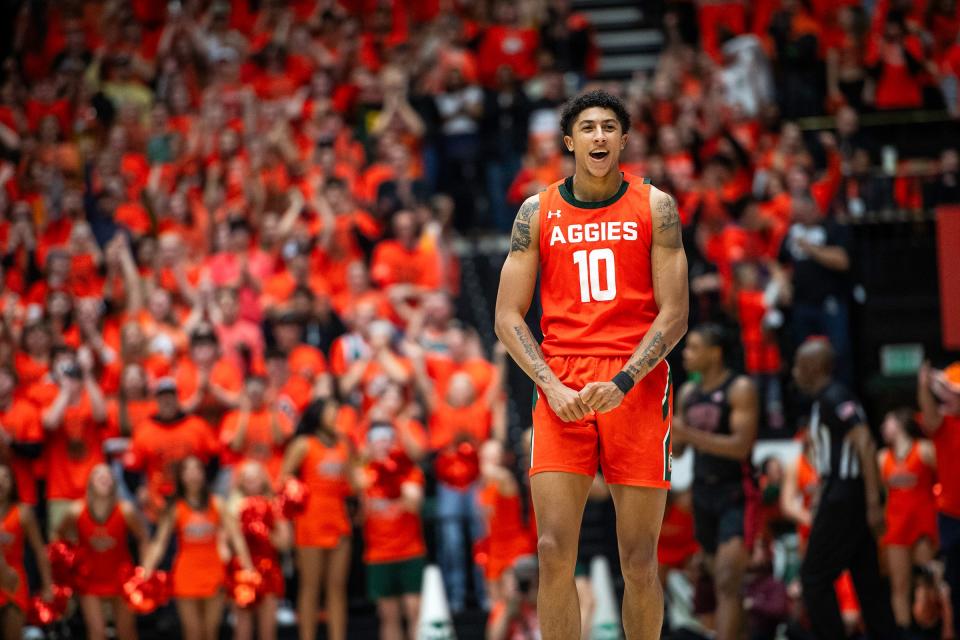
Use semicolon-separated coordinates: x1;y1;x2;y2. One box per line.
0;0;958;638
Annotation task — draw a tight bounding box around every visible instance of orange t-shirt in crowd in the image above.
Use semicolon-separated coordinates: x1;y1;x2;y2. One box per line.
273;375;314;423
105;398;157;437
476;25;539;86
129;414;219;518
427;398;492;452
358;357;415;413
287;344;328;382
478;482;535;581
294;436;352;548
171;499;225;598
866;35;925;110
332;288;393;321
219;408;293;479
0;399;43;504
13;353;48;390
114;201;152;236
737;290;781;374
174;358;243;428
425;356;495;399
697;1;746;62
259;271;329;307
0;506;28;613
75;504;133;596
537;174;658;358
361;464;426;564
329;332;370;377
369;240;441;290
932;415;960;518
45;394;108;500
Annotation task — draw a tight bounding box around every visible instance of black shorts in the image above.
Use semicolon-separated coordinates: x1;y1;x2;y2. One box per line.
692;481;757;555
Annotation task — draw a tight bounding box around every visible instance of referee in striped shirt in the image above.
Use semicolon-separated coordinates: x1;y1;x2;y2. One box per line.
792;339;899;639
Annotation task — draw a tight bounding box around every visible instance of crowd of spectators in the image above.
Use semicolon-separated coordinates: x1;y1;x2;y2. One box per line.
0;0;957;638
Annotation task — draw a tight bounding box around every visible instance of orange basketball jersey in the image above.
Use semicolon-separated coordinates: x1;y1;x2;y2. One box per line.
538;174;658;357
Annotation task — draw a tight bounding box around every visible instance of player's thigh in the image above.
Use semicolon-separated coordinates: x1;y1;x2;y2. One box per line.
608;483;668;563
530;472;593;559
597;360;672;488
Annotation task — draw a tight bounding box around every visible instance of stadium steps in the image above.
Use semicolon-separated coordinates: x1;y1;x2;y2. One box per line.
572;0;663;79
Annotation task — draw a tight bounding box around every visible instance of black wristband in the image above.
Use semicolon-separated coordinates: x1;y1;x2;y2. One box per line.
611;371;635;395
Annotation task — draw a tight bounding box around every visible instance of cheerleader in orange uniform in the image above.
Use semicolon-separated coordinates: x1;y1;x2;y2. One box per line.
143;456;253;640
878;408;939;627
0;462;53;638
476;440;534;603
57;464;149;640
280;397;354;640
226;461;291;640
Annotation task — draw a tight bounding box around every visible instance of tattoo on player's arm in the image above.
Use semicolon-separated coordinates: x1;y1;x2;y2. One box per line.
512;325;552;384
624;331;665;382
655;194;680;232
509;198;538;253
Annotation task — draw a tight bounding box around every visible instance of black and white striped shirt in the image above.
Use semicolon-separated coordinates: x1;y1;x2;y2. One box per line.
810;381;869;503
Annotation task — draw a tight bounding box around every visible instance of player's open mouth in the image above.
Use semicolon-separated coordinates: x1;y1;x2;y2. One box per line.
589;150;609;160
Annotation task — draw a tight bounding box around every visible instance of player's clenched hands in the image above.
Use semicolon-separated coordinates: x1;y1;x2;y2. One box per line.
543;383;592;422
579;382;625;413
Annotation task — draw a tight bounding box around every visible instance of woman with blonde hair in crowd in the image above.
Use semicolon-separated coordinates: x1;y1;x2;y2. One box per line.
280;396;354;640
143;455;254;640
225;460;292;640
57;464;150;640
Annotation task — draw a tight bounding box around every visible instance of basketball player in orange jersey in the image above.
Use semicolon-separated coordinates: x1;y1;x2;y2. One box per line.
495;90;689;639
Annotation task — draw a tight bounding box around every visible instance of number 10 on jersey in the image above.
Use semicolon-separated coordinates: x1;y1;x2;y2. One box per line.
573;249;617;302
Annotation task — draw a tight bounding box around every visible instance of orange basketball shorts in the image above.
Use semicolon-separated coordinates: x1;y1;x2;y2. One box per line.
530;355;672;488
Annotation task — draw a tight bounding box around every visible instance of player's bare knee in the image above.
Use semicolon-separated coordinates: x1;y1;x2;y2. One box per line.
620;542;658;589
537;533;574;577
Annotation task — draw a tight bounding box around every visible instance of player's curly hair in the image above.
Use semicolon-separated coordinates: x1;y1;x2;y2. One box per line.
559;90;631;136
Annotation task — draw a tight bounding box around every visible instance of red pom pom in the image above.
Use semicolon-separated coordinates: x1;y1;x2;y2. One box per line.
122;567;170;614
241;497;275;530
370;448;415;498
27;586;71;626
435;441;479;488
277;478;309;519
48;541;86;589
240;497;277;557
226;560;263;608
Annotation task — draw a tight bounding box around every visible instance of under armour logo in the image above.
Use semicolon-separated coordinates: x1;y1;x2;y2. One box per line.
547;209;562;219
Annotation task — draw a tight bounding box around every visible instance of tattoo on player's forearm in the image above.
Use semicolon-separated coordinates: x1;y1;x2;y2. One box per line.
512;325;552;384
625;331;665;381
509;198;538;253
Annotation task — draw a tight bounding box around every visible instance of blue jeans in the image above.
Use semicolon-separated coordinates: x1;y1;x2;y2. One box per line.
791;297;852;384
436;482;488;612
